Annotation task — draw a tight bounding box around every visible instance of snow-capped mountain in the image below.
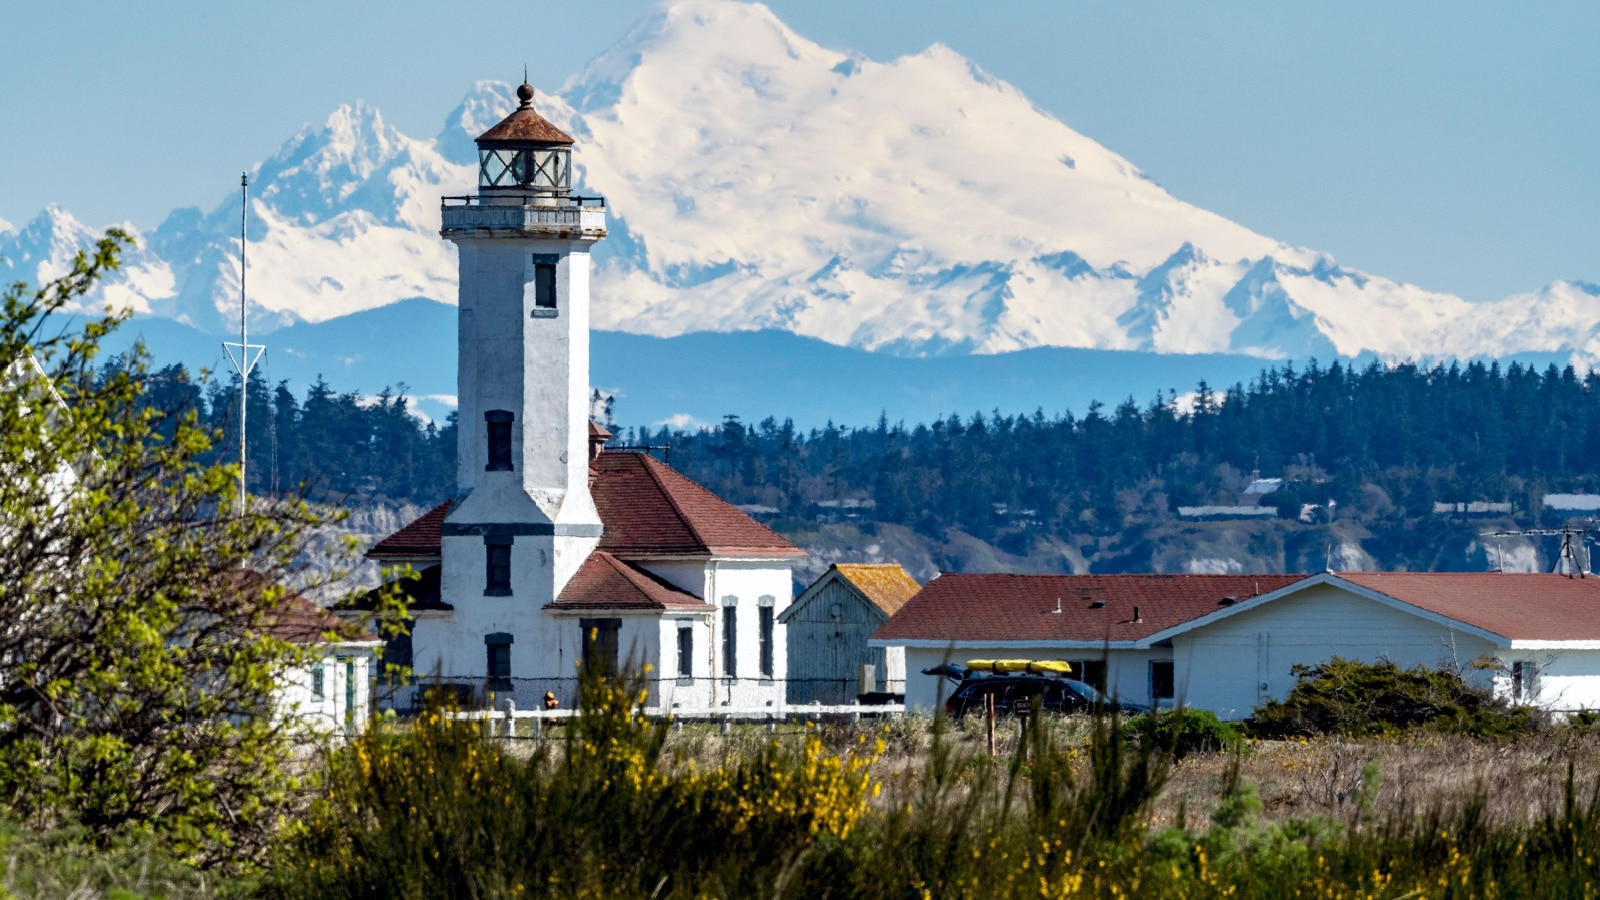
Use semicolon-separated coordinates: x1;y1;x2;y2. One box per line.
0;206;175;316
8;0;1600;369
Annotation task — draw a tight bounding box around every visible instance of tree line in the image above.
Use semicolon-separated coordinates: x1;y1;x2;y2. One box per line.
122;356;1600;546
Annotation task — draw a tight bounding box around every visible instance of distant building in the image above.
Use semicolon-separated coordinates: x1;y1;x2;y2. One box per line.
1176;506;1276;521
874;572;1600;720
1433;501;1513;516
780;564;919;704
1243;478;1282;495
1544;494;1600;512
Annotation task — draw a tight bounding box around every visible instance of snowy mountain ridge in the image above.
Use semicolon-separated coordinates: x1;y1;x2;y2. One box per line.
4;0;1599;369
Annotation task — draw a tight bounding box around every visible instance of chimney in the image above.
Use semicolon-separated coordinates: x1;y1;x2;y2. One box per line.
1133;605;1143;624
587;420;612;462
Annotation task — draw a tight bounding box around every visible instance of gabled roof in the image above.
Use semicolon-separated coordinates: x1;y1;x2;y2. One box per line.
367;501;452;560
548;551;712;612
832;564;921;617
338;565;453;614
591;451;803;558
871;573;1302;646
1336;572;1600;643
364;452;800;563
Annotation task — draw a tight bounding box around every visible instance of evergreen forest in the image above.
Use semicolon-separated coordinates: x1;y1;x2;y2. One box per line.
145;357;1600;573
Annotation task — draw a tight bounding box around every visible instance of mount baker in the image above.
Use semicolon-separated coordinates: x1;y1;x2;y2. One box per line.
4;0;1599;376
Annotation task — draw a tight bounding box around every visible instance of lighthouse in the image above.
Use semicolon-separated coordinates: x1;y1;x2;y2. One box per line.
365;79;803;709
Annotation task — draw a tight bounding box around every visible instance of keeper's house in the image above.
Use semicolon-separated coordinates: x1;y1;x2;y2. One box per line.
872;572;1600;720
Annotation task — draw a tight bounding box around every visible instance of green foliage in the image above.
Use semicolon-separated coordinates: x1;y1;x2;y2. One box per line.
1124;708;1244;760
1251;657;1538;738
0;231;359;868
0;817;247;898
273;669;879;898
273;671;1600;898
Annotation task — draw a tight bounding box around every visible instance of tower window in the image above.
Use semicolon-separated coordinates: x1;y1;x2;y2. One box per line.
485;410;513;471
677;623;694;679
485;632;513;690
758;605;774;679
485;537;512;596
534;262;557;309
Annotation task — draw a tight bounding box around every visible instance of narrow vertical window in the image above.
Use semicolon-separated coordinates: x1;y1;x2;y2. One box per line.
311;664;325;701
485;537;512;596
345;658;357;727
722;606;738;677
534;262;557;309
485;633;513;690
485;410;514;471
580;618;620;676
758;606;774;678
677;624;694;679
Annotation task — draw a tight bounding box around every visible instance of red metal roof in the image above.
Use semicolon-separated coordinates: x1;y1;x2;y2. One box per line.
1337;572;1600;641
365;452;800;562
477;86;575;146
591;451;802;558
548;550;712;611
872;573;1302;644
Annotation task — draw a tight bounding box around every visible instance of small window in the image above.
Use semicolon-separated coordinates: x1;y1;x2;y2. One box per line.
1150;660;1175;704
485;410;514;471
722;607;738;677
311;664;325;702
1512;661;1537;702
485;538;512;596
344;658;357;727
758;606;774;678
581;618;621;677
534;263;557;309
486;637;512;691
677;625;694;678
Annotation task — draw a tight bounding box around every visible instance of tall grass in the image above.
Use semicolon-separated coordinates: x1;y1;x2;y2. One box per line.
270;676;1600;899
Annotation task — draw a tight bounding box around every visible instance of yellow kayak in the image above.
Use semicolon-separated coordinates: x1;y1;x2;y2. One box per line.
965;659;1072;676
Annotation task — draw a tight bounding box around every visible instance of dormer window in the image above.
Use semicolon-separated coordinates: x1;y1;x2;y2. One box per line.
485;410;514;471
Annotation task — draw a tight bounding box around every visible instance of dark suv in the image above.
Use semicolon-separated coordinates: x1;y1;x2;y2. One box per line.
942;674;1147;720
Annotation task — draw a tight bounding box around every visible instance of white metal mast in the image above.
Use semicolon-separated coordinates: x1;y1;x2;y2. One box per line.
222;173;266;513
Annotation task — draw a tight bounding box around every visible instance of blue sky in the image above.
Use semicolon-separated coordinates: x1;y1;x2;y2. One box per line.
2;0;1596;301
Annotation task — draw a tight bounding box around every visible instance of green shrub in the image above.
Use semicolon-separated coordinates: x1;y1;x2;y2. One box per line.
1250;656;1538;738
1122;708;1244;760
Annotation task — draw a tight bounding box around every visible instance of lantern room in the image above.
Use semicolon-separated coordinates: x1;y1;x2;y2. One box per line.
475;81;575;197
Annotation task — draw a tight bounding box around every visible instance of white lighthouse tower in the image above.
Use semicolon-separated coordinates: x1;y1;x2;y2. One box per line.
364;79;804;710
430;81;607;680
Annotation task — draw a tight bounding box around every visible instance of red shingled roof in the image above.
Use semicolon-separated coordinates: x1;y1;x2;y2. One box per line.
591;451;802;558
549;551;712;611
1337;572;1600;642
364;452;799;562
269;594;379;644
367;501;452;560
873;573;1303;644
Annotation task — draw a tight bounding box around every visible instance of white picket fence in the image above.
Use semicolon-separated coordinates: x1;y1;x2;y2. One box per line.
446;700;905;738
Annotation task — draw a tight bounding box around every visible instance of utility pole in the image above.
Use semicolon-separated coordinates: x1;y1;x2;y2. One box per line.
222;173;266;514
